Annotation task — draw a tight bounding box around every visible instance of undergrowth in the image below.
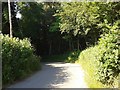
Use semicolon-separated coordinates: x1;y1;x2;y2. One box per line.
42;50;80;63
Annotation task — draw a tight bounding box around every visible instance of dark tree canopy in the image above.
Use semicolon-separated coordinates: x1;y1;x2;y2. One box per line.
2;2;120;55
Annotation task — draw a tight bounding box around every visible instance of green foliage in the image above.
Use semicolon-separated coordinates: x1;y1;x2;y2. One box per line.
76;21;119;87
18;2;44;38
65;50;80;63
2;2;120;55
76;46;106;88
42;50;80;63
49;17;60;32
42;54;69;62
55;2;120;47
97;21;120;86
56;2;98;36
1;34;40;85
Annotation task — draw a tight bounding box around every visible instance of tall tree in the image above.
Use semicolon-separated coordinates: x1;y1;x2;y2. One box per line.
56;2;120;48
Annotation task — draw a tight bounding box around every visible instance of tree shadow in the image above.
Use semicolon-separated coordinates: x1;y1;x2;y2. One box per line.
8;62;70;88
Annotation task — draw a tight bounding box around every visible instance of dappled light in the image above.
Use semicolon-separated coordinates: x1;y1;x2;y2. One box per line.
2;1;120;89
9;63;87;88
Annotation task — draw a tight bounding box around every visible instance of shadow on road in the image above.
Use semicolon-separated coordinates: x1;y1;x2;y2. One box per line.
9;62;70;88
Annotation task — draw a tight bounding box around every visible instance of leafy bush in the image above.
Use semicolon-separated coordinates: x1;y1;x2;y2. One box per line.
65;50;80;63
42;53;69;62
42;50;80;63
1;34;40;85
76;21;119;87
76;46;106;88
97;22;120;86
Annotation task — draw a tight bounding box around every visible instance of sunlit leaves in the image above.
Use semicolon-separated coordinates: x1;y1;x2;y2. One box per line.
56;2;100;36
97;21;119;85
2;34;40;85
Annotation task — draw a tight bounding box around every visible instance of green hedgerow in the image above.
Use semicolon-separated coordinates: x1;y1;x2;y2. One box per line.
76;46;105;88
76;21;119;88
1;34;40;85
97;21;120;86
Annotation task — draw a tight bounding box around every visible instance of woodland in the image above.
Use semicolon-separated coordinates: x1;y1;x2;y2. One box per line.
1;1;120;88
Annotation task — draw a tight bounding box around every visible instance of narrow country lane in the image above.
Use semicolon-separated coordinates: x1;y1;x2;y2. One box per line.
9;62;88;88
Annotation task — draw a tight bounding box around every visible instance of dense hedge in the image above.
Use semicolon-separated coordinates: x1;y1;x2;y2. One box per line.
76;22;119;87
97;23;119;86
75;46;105;88
1;34;40;85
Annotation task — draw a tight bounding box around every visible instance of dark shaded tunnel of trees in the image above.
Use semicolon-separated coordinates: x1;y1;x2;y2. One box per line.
2;2;86;56
2;2;120;57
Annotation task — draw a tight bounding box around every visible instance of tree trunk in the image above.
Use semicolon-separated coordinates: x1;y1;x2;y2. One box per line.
69;40;71;51
49;40;52;55
83;35;87;48
58;41;61;53
71;41;74;50
8;0;12;37
79;44;82;50
77;38;80;50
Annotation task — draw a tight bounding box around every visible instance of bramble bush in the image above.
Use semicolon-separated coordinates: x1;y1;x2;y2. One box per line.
1;34;40;85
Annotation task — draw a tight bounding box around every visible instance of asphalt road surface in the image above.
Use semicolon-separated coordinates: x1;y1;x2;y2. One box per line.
9;62;88;88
